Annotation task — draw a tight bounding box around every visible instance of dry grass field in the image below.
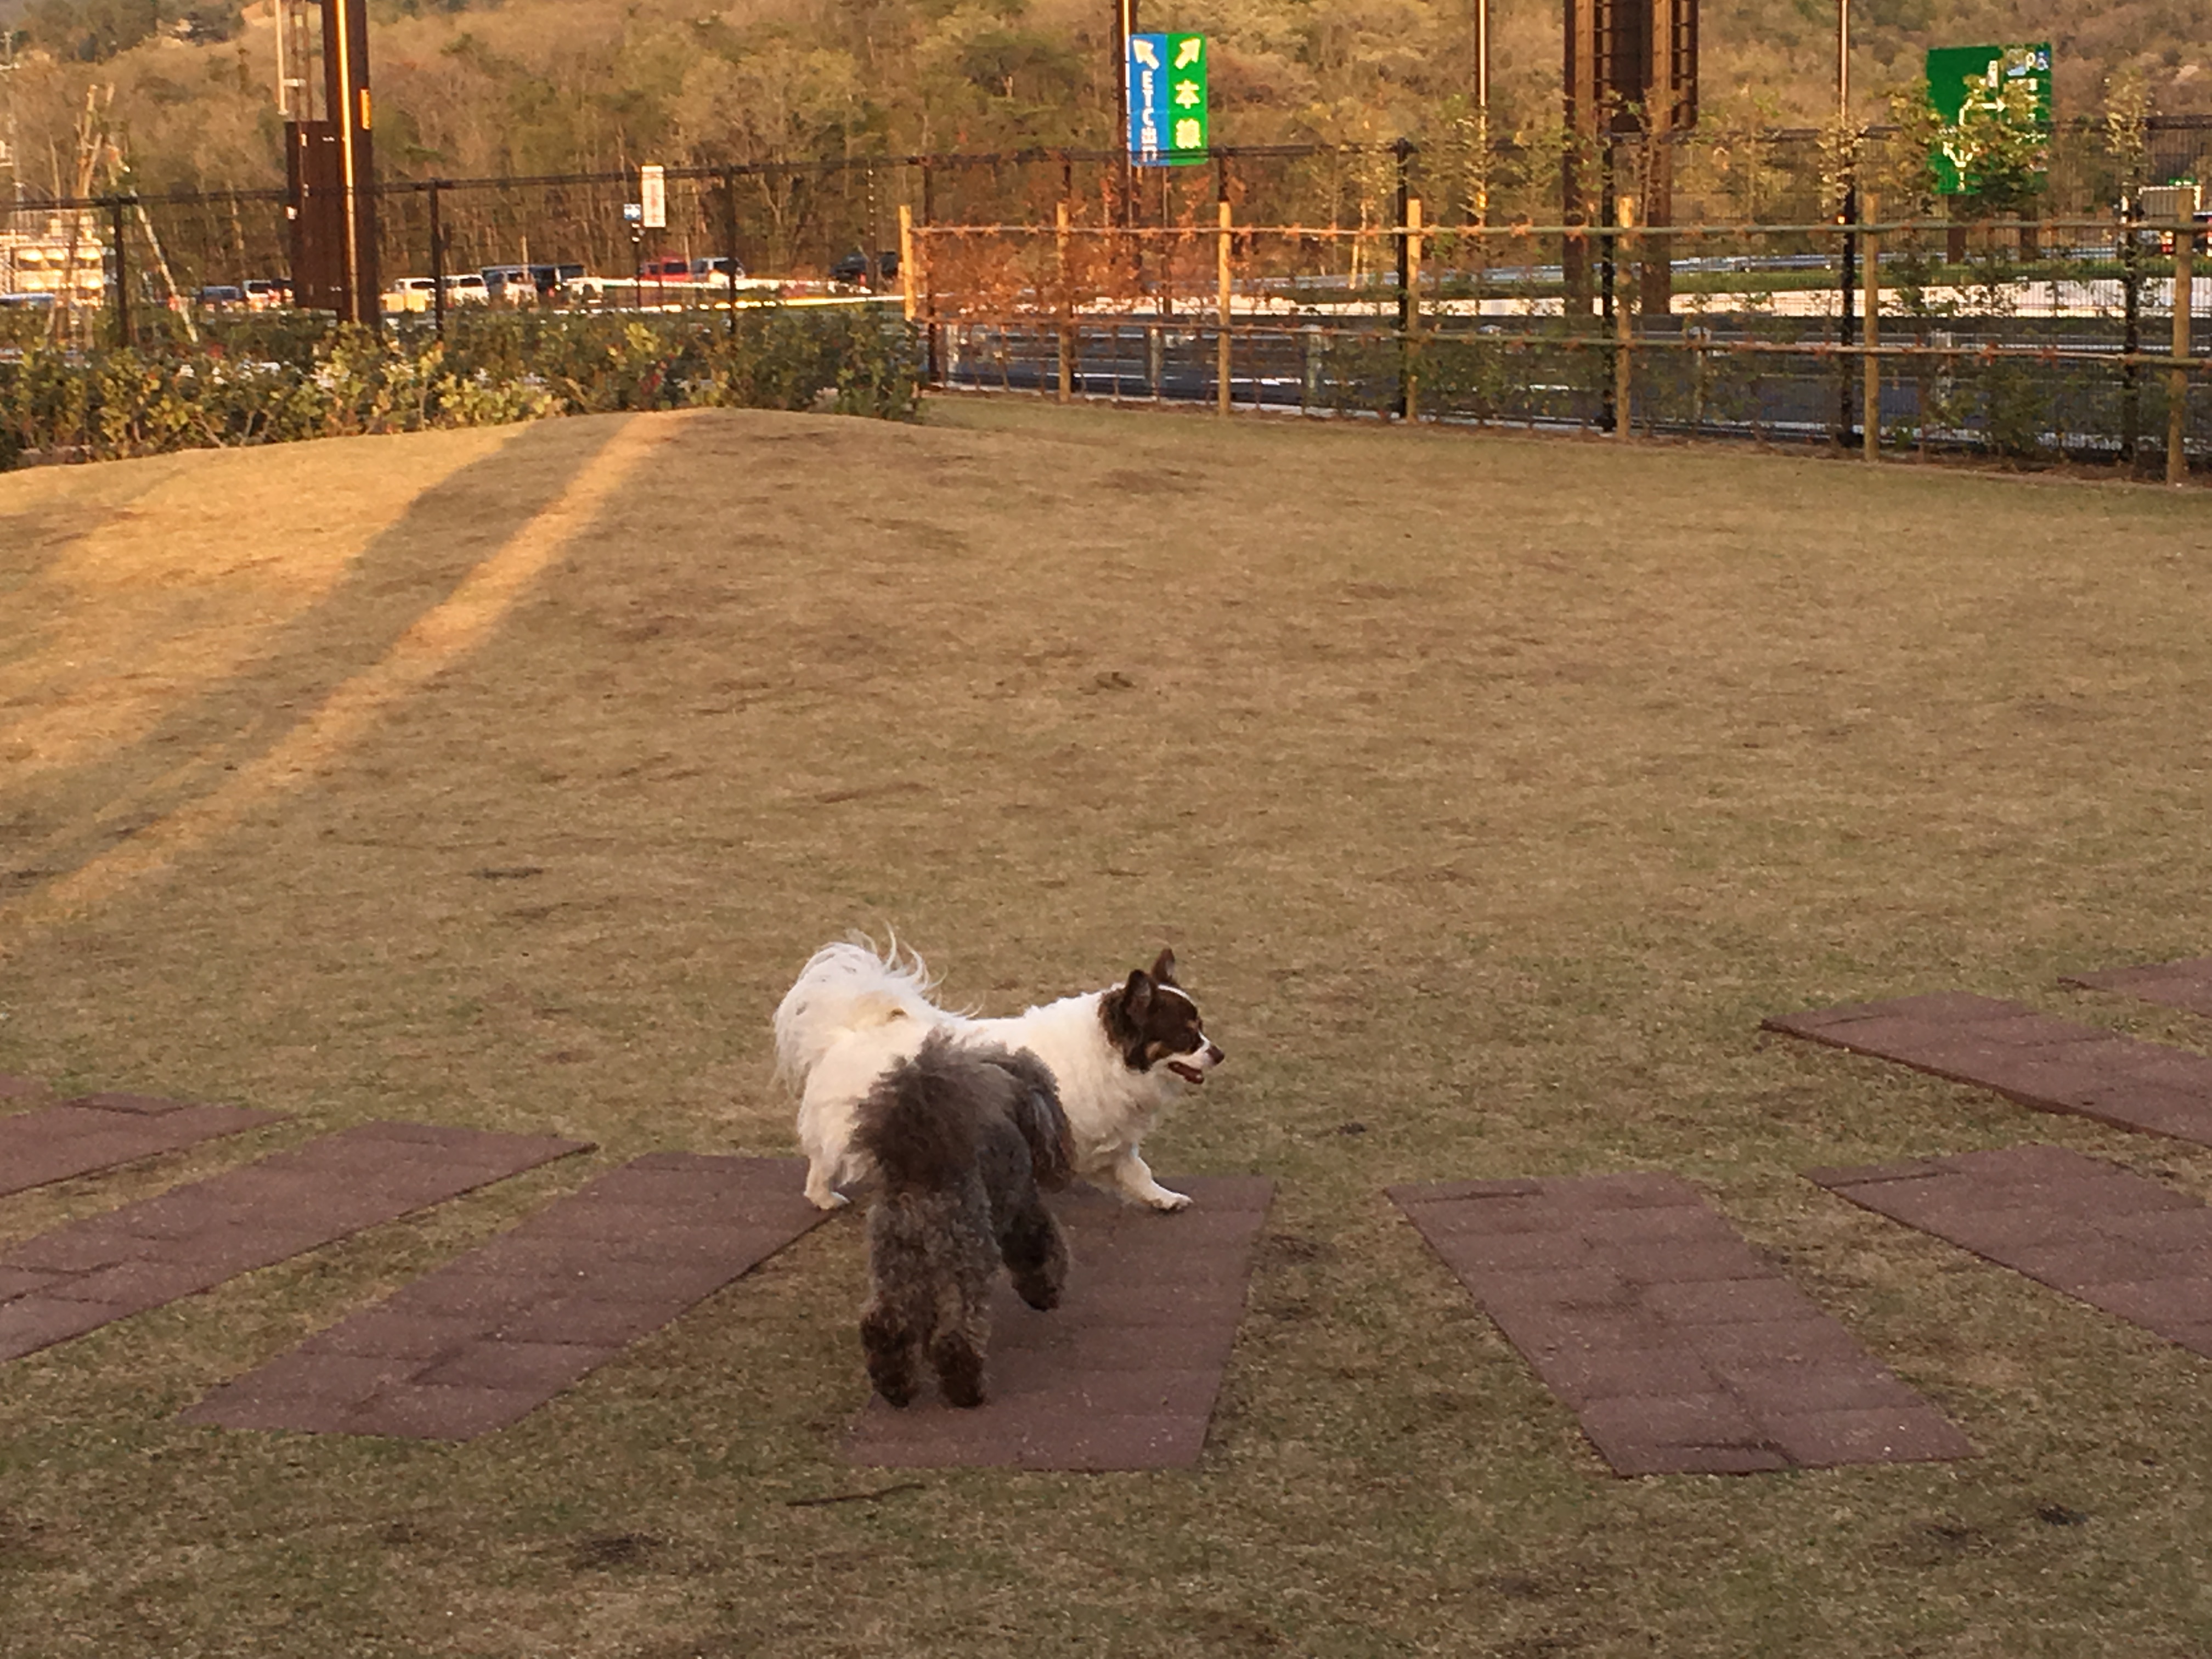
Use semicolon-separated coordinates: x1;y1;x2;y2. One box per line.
3;398;2211;1658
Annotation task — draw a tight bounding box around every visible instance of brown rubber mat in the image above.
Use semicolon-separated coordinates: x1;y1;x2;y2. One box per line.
1391;1173;1974;1476
1808;1145;2212;1357
847;1175;1274;1471
0;1092;285;1199
2062;957;2212;1020
183;1155;830;1441
0;1122;589;1363
1764;991;2212;1148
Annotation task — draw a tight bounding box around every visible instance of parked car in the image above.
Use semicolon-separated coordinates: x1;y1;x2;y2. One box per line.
241;277;290;310
441;273;490;304
830;249;899;286
482;263;585;303
195;284;246;309
380;276;437;313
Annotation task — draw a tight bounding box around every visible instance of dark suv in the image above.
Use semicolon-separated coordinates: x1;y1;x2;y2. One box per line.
830;249;899;286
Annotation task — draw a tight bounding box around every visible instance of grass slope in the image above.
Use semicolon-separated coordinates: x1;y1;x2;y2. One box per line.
2;401;2211;1656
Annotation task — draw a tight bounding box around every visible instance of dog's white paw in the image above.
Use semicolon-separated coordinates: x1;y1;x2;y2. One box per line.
1146;1187;1193;1213
805;1187;851;1211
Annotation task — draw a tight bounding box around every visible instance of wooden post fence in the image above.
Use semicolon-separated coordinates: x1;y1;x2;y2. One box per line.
2173;228;2196;486
1863;193;1880;461
1401;196;1423;422
1216;200;1233;417
898;204;917;323
1614;195;1635;437
1057;199;1073;404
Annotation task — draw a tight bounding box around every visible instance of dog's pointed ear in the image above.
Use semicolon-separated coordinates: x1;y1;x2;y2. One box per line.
1121;968;1155;1020
1150;947;1178;986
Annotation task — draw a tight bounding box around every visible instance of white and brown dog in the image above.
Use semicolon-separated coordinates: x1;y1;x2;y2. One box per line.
774;939;1224;1211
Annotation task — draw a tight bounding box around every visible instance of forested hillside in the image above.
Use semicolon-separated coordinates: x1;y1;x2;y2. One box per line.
0;0;2204;198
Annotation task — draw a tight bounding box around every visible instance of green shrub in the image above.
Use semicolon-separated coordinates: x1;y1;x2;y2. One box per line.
0;305;921;469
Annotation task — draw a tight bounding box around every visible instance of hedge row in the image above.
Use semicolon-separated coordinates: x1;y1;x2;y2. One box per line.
0;306;922;470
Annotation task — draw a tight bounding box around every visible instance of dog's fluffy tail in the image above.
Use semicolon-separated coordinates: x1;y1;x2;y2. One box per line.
988;1045;1074;1192
852;1031;986;1194
772;935;944;1091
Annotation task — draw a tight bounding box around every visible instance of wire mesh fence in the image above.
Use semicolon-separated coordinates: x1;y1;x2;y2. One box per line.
1;124;2207;472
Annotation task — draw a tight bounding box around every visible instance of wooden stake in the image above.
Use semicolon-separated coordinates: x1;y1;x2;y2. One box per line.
1615;195;1635;438
1057;199;1073;404
898;204;917;323
1217;199;1233;417
1402;196;1423;422
1862;191;1879;461
2172;228;2195;486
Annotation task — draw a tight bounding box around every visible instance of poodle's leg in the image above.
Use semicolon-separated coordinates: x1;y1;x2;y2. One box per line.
860;1299;920;1407
1101;1147;1190;1212
927;1232;995;1409
998;1198;1070;1312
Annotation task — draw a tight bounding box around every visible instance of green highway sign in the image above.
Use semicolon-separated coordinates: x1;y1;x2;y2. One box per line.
1925;43;2053;197
1128;33;1208;167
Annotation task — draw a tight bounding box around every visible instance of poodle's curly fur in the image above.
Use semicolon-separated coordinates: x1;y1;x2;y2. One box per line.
852;1031;1074;1408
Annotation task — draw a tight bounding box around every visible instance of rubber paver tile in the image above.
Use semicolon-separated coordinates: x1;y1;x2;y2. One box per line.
1398;1176;1968;1474
0;1268;63;1299
297;1308;486;1361
846;1174;1272;1470
1801;1160;1951;1188
1009;1412;1211;1471
1525;1344;1724;1407
965;1350;1220;1417
988;1312;1239;1373
4;1229;142;1274
0;1125;589;1363
1763;1406;1976;1468
1600;1441;1794;1477
1601;1238;1772;1284
189;1155;826;1440
1706;1355;1929;1416
1769;994;2212;1147
0;1297;131;1360
1576;1207;1748;1247
1047;1278;1256;1327
491;1295;690;1348
1679;1317;1872;1368
331;1381;550;1441
1545;1173;1706;1210
2063;957;2212;1018
1483;1302;1673;1358
1421;1229;1596;1275
2101;1208;2212;1250
1578;1390;1765;1449
47;1259;236;1311
1398;1195;1563;1237
2007;1239;2168;1286
0;1099;283;1198
2070;1279;2212;1334
1811;1146;2212;1359
852;1398;1208;1471
182;1352;417;1425
413;1339;623;1393
1463;1266;1634;1313
1386;1178;1543;1204
1637;1278;1826;1328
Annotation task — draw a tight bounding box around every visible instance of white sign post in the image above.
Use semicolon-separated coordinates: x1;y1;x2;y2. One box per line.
640;165;667;230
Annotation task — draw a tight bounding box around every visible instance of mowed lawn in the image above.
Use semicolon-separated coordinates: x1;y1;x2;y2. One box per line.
2;398;2211;1658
